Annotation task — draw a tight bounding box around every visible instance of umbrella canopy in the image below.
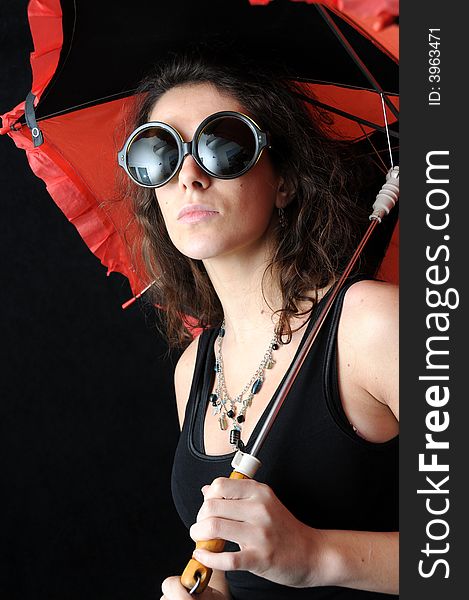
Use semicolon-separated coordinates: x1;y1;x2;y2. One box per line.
1;0;399;325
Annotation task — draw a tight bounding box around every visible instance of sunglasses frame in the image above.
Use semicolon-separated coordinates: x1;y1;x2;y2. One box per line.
117;111;270;188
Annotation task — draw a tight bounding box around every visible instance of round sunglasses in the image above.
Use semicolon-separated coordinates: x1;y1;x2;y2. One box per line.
117;111;270;188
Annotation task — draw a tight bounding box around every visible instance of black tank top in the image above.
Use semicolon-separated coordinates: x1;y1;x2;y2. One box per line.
171;279;398;599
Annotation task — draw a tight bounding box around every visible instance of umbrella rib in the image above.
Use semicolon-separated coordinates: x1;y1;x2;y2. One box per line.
32;82;398;125
315;4;399;121
369;156;388;176
355;144;399;163
380;93;395;168
30;90;398;141
294;93;399;139
19;89;139;124
357;123;389;174
293;77;398;97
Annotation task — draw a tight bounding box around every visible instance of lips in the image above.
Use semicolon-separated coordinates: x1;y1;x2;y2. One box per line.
177;204;219;220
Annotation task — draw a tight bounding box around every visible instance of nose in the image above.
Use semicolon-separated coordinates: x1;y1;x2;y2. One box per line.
177;153;211;192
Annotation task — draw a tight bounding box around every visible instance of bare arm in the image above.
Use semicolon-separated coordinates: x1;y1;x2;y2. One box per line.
308;529;399;594
316;280;399;593
339;280;399;421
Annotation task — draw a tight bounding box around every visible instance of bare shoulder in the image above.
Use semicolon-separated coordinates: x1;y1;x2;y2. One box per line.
174;335;201;430
341;280;398;345
342;279;398;318
339;279;398;415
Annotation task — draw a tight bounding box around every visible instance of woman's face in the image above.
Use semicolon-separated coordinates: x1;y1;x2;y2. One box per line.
148;83;288;261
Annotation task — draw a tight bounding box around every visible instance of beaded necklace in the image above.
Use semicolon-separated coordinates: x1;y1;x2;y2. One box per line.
209;320;280;450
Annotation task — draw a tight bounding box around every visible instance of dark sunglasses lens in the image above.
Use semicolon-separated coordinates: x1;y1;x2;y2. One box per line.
127;127;180;186
197;117;257;177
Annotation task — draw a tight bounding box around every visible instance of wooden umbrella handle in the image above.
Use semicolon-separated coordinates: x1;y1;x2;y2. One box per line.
180;470;249;594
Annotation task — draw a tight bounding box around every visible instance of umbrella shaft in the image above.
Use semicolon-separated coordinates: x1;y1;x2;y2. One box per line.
250;219;378;458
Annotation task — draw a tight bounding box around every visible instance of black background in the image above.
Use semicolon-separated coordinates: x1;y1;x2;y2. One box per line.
1;2;192;599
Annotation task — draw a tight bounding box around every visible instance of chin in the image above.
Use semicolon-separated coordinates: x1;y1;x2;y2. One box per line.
184;248;225;261
174;238;225;261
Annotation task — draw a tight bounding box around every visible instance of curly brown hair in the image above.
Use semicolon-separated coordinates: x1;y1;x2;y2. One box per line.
119;47;380;348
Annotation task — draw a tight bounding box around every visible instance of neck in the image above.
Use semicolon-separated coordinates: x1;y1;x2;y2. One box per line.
202;240;282;345
202;233;334;346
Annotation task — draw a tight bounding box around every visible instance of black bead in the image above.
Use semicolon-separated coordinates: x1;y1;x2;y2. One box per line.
227;409;235;418
230;429;241;445
272;343;279;350
251;378;263;394
209;393;218;406
237;414;245;423
214;362;220;372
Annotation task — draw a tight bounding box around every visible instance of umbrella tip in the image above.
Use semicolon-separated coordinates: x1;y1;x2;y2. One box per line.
121;280;157;310
122;297;137;310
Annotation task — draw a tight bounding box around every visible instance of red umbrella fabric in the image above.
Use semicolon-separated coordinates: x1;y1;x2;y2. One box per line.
0;0;399;332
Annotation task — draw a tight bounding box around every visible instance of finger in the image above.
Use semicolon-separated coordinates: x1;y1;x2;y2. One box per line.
190;516;253;547
192;547;251;572
197;497;250;523
205;476;269;500
161;575;192;599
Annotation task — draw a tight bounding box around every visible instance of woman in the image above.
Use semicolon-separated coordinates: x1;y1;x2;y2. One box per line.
118;48;398;599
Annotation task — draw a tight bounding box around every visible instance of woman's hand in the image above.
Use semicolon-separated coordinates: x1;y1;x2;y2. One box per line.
189;477;323;589
160;575;228;599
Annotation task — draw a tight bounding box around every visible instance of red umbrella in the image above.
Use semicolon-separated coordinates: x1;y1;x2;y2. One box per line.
0;0;398;333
